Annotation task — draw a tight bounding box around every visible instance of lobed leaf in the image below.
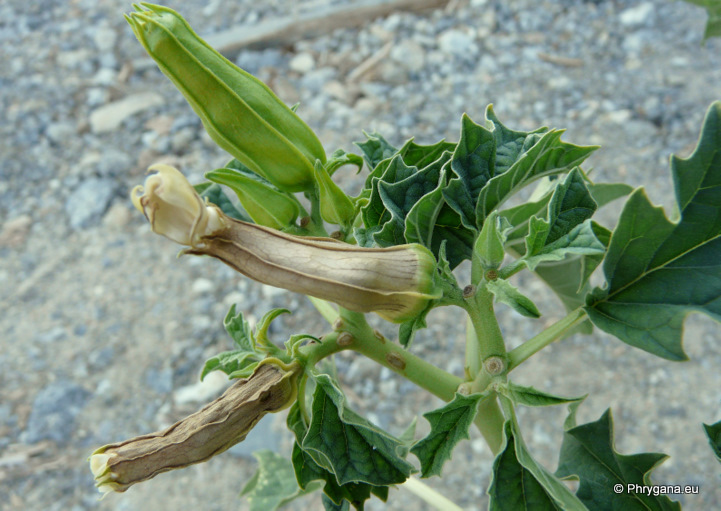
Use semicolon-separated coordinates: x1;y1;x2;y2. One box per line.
240;450;318;511
303;375;414;487
411;393;484;478
497;382;585;408
489;421;587;510
585;102;721;360
556;409;680;511
703;419;721;462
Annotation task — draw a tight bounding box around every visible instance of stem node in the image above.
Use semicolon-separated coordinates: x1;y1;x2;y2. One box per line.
483;356;506;376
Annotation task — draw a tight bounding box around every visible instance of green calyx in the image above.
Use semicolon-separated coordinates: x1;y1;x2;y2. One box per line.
205;168;302;230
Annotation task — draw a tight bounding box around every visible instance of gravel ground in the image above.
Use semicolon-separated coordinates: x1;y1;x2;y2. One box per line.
1;0;720;509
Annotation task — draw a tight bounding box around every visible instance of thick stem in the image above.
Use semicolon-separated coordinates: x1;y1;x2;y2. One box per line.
299;308;463;403
464;316;480;380
464;287;506;365
402;477;464;511
339;309;462;402
507;308;587;371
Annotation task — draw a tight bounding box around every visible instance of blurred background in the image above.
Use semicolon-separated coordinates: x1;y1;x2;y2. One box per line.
1;0;720;509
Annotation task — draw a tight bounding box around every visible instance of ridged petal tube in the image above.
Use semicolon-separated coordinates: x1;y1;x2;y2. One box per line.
126;3;326;192
90;362;298;494
132;166;441;323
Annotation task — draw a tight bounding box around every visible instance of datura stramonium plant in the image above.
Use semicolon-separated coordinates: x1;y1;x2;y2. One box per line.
131;164;440;324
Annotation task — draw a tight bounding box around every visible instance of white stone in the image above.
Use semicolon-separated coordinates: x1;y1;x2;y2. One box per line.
93;26;117;53
89;92;165;133
390;40;426;72
619;3;653;27
438;29;477;57
191;278;215;294
173;371;229;405
289;52;315;73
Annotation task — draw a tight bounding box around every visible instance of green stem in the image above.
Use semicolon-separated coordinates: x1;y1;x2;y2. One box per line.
296;373;310;425
464;316;480;380
306;188;328;236
341;309;462;402
464;286;506;363
507;308;587;371
498;259;526;280
401;477;464;511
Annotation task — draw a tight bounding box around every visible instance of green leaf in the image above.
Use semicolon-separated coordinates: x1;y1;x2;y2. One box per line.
485;104;548;175
240;450;318;511
521;222;610;330
523;168;598;257
194;182;250;221
322;494;350;511
303;374;414;486
224;304;256;351
475;130;598;227
255;308;290;346
489;421;587;511
682;0;721;40
587;182;634;207
398;138;456;169
373;155;447;247
703;420;721;462
443;114;496;229
498;382;585;407
585;102;721;361
398;301;432;348
361;155;417;238
287;404;388;509
486;279;541;318
206;167;301;229
355;131;397;170
556;410;680;511
314;161;356;226
563;397;586;430
325;149;364;176
523;220;605;271
411;393;484;478
200;349;258;381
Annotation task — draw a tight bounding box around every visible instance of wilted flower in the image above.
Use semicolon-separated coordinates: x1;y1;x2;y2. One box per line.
90;362;298;494
131;164;226;246
132;165;440;322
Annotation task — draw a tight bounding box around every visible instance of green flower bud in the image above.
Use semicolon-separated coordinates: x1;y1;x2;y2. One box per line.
90;362;299;494
125;4;326;192
313;161;356;227
132;165;440;322
473;211;509;280
205;168;301;230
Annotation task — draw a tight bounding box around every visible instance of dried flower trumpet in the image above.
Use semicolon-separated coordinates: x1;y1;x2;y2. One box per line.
132;165;441;322
90;362;298;494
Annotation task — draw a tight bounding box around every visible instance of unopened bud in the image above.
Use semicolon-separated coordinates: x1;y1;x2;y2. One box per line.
126;4;325;192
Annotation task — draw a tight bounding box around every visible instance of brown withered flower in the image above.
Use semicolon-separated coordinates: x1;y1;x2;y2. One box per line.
90;362;298;494
132;165;441;323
